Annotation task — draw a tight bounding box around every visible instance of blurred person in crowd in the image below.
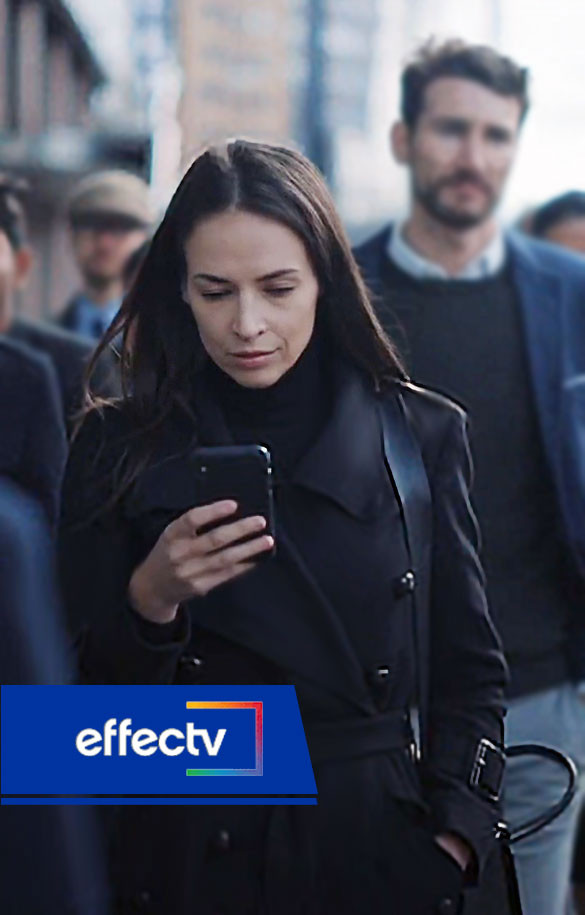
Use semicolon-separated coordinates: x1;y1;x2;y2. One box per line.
58;139;508;915
0;336;66;529
0;479;110;915
529;188;585;915
0;479;69;682
354;39;585;915
530;190;585;254
0;224;108;911
0;175;119;426
58;170;152;341
0;328;108;912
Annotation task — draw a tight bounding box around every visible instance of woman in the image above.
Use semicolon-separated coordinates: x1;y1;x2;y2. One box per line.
59;140;507;915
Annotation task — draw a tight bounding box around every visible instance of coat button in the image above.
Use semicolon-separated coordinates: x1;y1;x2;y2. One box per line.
393;570;416;597
372;665;390;683
436;898;456;915
181;655;203;668
366;665;393;709
209;828;232;854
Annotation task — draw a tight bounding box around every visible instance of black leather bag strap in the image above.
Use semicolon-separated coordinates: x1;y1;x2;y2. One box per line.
377;388;433;756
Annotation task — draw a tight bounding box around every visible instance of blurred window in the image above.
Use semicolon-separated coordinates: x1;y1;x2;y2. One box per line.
325;23;371;57
202;3;242;30
242;9;276;36
136;0;165;15
202;82;229;103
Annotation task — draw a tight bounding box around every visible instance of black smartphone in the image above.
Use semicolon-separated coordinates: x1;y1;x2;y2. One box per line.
192;445;276;559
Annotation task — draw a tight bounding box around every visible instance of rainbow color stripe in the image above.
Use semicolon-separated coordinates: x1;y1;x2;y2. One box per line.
185;701;263;777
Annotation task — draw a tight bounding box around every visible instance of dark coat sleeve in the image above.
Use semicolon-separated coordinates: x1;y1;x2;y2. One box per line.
8;318;121;430
21;355;66;531
0;341;66;530
423;407;508;873
58;409;189;684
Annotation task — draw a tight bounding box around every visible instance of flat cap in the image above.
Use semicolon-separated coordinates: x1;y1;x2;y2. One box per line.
68;170;153;227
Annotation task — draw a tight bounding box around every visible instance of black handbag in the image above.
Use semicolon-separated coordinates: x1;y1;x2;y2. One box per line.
378;387;578;915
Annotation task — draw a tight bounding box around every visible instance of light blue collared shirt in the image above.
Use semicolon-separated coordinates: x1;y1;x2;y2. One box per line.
387;221;506;280
73;295;122;341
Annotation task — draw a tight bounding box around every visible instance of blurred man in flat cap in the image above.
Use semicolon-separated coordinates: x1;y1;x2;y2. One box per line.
0;175;119;428
58;170;152;341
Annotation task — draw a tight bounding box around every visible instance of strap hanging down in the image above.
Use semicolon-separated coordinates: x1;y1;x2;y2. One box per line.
379;390;507;804
377;388;433;756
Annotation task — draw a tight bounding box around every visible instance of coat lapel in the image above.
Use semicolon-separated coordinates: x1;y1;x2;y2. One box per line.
290;362;389;519
507;232;562;477
187;365;376;712
189;530;373;712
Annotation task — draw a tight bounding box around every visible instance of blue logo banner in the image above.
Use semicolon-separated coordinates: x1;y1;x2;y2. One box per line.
0;686;317;804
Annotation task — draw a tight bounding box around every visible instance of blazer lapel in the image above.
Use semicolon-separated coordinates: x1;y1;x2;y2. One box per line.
508;232;562;476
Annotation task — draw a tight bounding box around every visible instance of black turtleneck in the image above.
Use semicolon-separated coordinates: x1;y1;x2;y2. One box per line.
205;336;332;480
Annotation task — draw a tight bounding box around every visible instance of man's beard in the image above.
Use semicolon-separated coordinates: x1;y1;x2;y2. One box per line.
413;170;498;230
81;267;119;290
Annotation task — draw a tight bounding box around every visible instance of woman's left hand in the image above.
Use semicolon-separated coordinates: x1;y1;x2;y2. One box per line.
434;832;473;871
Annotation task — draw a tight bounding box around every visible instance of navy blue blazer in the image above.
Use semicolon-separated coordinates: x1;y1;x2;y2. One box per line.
0;338;67;528
354;225;585;670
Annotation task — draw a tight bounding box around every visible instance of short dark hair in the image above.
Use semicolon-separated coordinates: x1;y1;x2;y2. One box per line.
0;175;28;250
531;191;585;237
401;39;530;128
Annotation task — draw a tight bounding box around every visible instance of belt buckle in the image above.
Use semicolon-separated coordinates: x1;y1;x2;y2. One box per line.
469;737;505;803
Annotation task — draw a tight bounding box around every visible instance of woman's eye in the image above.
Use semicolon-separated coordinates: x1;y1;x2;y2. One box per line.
266;286;295;297
201;290;231;300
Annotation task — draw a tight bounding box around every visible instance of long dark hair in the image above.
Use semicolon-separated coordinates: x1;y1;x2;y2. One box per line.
84;139;405;495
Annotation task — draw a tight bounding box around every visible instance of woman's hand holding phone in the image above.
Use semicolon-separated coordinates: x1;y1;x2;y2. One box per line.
128;499;274;623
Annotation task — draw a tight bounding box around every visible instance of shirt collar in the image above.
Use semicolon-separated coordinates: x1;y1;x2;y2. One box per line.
76;295;121;323
388;220;506;281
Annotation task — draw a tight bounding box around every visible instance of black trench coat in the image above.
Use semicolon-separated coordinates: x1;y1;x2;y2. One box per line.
59;364;507;915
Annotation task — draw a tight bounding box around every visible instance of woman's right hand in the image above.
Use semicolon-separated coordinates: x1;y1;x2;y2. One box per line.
128;500;273;623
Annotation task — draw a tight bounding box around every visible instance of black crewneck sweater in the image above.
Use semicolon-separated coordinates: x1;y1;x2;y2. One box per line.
380;256;575;697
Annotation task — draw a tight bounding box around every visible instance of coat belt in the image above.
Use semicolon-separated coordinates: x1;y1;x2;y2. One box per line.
305;709;413;765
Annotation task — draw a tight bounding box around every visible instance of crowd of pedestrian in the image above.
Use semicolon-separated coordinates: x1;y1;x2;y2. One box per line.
2;36;585;915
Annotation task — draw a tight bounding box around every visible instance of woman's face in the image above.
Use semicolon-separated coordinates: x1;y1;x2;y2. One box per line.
183;209;319;387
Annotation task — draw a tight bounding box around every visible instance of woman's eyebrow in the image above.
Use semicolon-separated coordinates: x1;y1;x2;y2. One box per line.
193;272;231;283
194;268;300;283
257;268;300;281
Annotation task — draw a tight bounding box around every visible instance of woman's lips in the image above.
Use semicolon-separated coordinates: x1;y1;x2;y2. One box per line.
230;350;277;368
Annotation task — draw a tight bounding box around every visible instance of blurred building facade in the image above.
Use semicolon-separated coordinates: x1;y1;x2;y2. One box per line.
177;0;293;164
0;0;104;316
292;0;380;191
0;0;153;317
175;0;380;209
0;0;385;315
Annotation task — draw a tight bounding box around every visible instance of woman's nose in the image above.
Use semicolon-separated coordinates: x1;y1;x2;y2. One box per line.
231;294;267;339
